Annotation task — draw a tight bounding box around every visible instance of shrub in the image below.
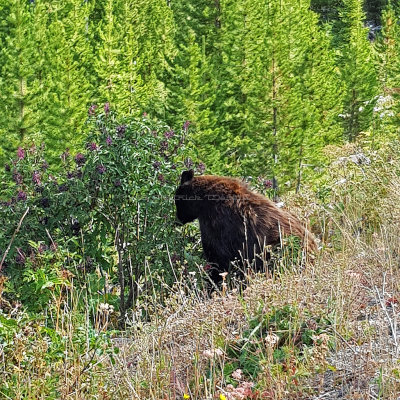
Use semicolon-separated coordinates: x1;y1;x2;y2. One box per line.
0;105;202;323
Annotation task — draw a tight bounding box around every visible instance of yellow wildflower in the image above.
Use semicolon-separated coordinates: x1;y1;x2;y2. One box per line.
220;395;227;400
183;394;190;399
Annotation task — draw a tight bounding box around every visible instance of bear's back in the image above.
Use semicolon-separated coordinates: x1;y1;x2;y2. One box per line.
191;175;316;253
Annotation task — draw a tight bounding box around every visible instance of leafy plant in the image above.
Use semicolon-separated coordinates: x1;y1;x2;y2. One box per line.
0;106;202;323
225;303;333;380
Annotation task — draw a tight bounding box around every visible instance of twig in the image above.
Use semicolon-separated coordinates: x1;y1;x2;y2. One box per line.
45;228;56;248
374;274;398;352
0;207;30;272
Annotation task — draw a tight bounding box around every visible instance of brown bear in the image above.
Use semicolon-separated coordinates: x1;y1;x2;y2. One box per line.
175;170;317;287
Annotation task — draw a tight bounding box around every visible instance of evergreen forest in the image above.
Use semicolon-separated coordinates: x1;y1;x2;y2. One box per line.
1;0;399;189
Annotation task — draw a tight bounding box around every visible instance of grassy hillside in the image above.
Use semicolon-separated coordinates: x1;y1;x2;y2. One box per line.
1;142;400;399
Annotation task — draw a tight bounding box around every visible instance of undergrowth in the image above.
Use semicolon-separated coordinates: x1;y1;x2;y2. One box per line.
1;142;400;399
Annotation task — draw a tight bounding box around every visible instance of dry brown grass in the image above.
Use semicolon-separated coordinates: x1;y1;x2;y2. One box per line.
2;144;400;399
104;145;400;399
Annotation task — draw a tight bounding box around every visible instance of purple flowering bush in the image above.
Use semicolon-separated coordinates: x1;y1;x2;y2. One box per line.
0;106;199;320
82;108;194;321
0;144;94;310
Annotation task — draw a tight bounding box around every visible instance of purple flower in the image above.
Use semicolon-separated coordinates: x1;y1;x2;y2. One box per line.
88;104;97;116
58;183;68;193
13;172;23;185
171;164;177;170
17;190;27;201
104;102;110;115
41;161;49;170
160;141;168;151
183;120;191;132
157;173;165;183
40;197;50;208
197;162;206;174
114;179;122;187
106;136;112;146
15;248;26;265
88;142;98;151
4;164;10;172
152;161;161;170
203;264;212;271
184;157;193;169
75;153;86;166
258;177;273;189
32;171;41;185
17;147;25;160
164;130;174;139
97;164;106;175
116;125;126;136
67;171;74;179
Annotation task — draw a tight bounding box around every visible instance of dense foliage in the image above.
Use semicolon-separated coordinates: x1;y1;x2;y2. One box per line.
0;108;204;321
1;0;399;190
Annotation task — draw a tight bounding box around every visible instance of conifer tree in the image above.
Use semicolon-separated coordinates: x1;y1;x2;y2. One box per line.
165;30;219;169
126;0;175;116
373;2;400;136
41;0;93;157
212;0;247;174
338;0;379;141
234;0;342;191
0;0;41;161
93;0;123;107
94;0;175;116
170;0;221;55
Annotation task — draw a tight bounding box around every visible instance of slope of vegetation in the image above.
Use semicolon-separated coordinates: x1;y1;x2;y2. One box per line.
2;141;400;399
1;0;400;398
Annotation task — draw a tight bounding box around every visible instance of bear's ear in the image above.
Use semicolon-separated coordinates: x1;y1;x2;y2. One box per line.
180;169;194;185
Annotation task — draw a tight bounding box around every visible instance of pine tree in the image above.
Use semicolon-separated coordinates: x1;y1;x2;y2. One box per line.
41;0;93;157
93;0;123;107
94;0;175;116
373;2;400;137
339;0;379;141
0;0;42;161
125;0;175;116
170;0;221;55
165;30;219;169
212;0;247;174
233;0;342;192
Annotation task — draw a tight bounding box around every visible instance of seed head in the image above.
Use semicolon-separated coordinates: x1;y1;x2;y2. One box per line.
97;164;106;175
88;104;97;116
17;190;27;201
17;147;25;160
75;153;86;166
32;171;41;185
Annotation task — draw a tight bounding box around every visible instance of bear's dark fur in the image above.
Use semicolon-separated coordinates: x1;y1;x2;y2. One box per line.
175;170;317;286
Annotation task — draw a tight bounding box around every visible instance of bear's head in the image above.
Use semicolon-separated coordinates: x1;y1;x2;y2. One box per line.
175;169;201;224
